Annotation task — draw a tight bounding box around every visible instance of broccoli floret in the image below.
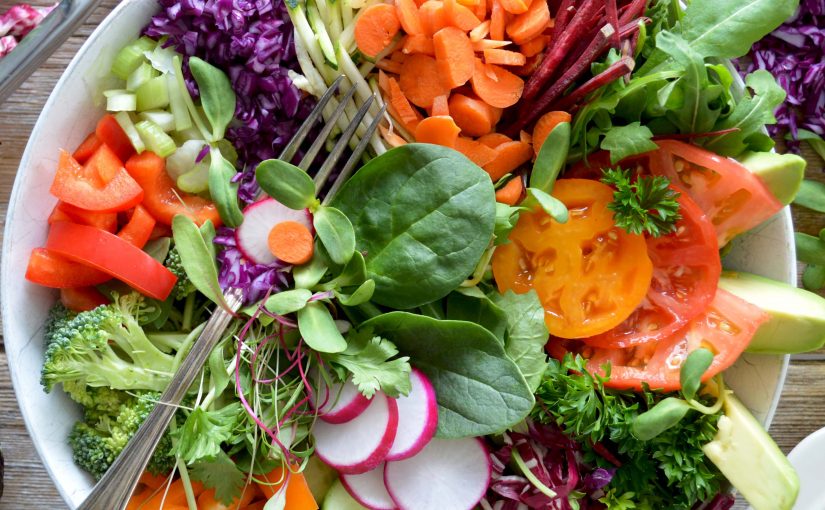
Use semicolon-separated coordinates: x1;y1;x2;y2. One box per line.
68;390;175;479
42;292;184;393
44;302;76;347
165;246;196;300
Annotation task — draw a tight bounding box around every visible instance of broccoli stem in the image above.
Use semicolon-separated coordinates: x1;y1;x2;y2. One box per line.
182;293;196;331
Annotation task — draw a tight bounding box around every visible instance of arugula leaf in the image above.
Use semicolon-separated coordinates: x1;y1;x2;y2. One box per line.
601;122;659;164
489;290;548;393
173;404;241;464
325;328;412;398
601;168;681;237
189;451;246;505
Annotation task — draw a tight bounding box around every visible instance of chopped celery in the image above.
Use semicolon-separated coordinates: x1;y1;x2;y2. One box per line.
139;110;176;132
166;71;192;132
114;112;146;153
105;90;137;112
145;44;178;74
111;37;157;80
127;62;158;92
136;76;170;111
166;139;207;179
172;126;205;145
177;162;211;193
136;120;177;158
307;0;338;69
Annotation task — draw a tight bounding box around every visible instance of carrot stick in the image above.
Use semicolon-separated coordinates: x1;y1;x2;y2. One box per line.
268;221;314;265
449;93;499;136
415;115;462;147
455;137;499;166
506;0;550;45
399;53;451;108
378;70;391;93
619;0;647;23
550;0;576;42
433;27;475;88
472;39;512;50
473;0;487;22
519;34;548;57
478;132;512;148
606;0;621;48
469;20;491;41
388;76;424;131
483;140;533;180
431;94;450;116
532;110;571;156
376;59;404;74
495;176;524;205
402;34;435;55
498;0;529;15
380;125;410;147
396;0;424;34
355;3;402;58
419;0;448;36
552;56;635;111
470;58;524;108
483;48;526;66
522;0;599;100
490;0;506;40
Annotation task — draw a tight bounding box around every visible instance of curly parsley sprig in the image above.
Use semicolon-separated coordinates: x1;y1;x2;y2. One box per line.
601;168;681;237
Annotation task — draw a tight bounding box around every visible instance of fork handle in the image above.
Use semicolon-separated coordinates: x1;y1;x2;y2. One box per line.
78;291;242;510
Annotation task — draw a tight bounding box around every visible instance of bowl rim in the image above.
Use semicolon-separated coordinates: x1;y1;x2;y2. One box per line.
0;0;794;506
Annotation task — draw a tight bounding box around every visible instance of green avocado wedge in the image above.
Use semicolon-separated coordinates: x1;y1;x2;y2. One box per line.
702;393;799;510
322;479;368;510
738;151;806;206
718;271;825;354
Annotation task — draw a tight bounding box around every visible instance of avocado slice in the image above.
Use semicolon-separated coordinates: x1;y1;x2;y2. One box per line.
305;456;339;503
702;393;799;510
322;479;369;510
738;151;806;205
718;271;825;354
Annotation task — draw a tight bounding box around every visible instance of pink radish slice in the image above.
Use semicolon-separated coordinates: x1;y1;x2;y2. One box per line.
384;438;491;510
235;198;313;265
341;463;398;510
311;377;371;424
385;369;438;461
313;392;399;474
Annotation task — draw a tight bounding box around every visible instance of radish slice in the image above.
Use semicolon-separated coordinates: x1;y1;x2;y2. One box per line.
384;438;491;510
386;369;438;461
311;377;371;424
314;392;399;474
235;198;313;264
341;463;398;510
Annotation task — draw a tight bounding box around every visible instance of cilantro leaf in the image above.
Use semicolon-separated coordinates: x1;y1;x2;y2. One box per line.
189;451;246;505
601;168;681;237
325;329;412;398
173;403;241;464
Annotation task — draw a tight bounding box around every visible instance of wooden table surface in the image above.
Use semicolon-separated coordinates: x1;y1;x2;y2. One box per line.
0;1;824;508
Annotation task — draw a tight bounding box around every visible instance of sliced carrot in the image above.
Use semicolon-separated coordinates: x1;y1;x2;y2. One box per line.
469;19;491;41
448;1;483;30
60;286;110;312
483;140;533;180
399;53;451;108
380;125;409;147
470;58;524;108
505;0;549;44
402;33;435;55
490;0;506;40
139;471;169;490
443;0;456;22
376;58;404;74
473;0;486;21
378;69;391;93
431;94;450;116
519;33;548;57
457;0;480;5
388;76;424;131
495;176;525;205
140;479;189;509
455;137;499;166
258;468;319;510
198;487;257;510
354;4;401;58
419;0;448;36
390;49;408;62
449;93;499;136
72;132;103;165
396;0;424;34
268;221;314;265
415;115;462;148
479;132;513;148
240;502;267;510
483;48;527;66
433;27;474;88
515;52;543;77
520;129;532;145
472;39;512;50
499;0;529;15
532;110;572;156
126;487;155;510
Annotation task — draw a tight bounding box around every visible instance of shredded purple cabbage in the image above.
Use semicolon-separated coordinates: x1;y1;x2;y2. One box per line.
741;0;824;150
214;227;291;303
0;3;55;57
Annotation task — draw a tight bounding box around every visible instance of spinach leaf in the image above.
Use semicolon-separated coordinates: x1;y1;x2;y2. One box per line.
208;147;244;228
531;122;569;193
362;311;534;438
296;301;347;353
255;159;317;210
172;215;228;309
490;290;549;393
313;206;356;266
601;122;658;164
445;292;508;344
331;144;496;309
188;57;236;142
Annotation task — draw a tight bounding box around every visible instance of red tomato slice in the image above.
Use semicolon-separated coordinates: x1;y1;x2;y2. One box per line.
60;286;110;312
583;192;721;348
585;288;768;392
44;222;177;300
95;114;136;163
650;140;783;246
49;150;144;213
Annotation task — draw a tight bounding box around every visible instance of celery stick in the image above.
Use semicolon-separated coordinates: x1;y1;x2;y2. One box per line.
111;37;156;80
114;112;146;153
127;62;158;92
166;69;192;132
136;119;177;158
139;110;176;132
105;91;137;112
307;0;339;70
136;76;170;111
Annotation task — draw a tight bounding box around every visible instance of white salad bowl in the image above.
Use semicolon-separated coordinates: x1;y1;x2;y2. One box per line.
0;0;797;507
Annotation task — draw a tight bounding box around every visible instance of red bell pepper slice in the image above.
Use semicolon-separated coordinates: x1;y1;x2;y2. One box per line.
118;205;156;249
84;143;123;184
60;286;110;312
95;114;136;163
50;150;144;213
72;132;103;164
44;222;177;300
25;248;111;288
48;201;118;233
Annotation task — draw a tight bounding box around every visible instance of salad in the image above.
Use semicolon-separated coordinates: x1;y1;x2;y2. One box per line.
20;0;825;509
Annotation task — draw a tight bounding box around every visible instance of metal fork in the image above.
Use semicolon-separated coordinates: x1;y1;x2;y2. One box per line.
78;76;386;510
